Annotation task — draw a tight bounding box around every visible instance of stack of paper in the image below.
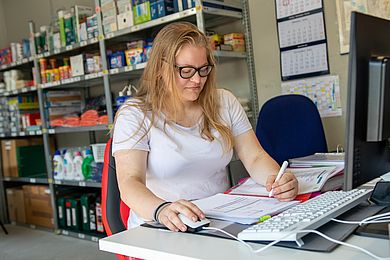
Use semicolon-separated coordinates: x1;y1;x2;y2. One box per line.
193;193;299;224
288;152;344;167
226;166;344;196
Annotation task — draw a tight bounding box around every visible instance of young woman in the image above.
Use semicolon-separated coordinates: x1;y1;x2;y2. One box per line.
112;22;298;232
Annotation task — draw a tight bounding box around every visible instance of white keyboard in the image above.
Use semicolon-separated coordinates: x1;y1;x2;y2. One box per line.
238;189;371;246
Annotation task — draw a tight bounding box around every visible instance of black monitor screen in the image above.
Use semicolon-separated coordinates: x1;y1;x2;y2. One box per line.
345;12;390;191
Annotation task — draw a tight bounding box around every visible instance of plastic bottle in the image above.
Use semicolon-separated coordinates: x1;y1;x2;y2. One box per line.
116;85;130;110
73;151;84;181
53;150;65;180
82;149;94;180
63;149;74;180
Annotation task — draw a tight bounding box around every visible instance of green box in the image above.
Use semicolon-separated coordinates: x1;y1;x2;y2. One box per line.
80;193;97;232
133;1;151;25
65;197;82;231
57;197;67;228
17;145;46;178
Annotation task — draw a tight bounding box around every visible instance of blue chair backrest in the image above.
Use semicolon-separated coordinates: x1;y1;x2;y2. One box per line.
256;94;328;165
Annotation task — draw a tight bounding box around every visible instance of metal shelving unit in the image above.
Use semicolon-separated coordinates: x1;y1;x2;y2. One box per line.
0;0;258;240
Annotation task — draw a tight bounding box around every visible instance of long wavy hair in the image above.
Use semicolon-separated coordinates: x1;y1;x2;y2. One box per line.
114;22;233;151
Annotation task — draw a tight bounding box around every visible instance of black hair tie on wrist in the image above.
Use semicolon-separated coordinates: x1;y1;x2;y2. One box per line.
153;201;172;222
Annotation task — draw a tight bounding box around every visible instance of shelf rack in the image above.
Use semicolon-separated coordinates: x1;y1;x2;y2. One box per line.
0;0;258;240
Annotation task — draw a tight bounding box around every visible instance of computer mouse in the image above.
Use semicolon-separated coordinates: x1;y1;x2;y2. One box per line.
178;213;211;232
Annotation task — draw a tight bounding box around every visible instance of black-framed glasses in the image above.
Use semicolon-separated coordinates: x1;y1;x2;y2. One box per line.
175;64;214;79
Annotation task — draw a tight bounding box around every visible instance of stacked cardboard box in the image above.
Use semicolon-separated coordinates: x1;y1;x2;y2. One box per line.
101;0;118;34
23;185;54;228
6;187;26;224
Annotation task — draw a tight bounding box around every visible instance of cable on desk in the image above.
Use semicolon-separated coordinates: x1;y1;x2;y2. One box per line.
331;211;390;225
202;225;390;260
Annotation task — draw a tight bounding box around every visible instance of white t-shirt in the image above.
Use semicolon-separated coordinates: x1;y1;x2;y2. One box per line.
112;88;252;228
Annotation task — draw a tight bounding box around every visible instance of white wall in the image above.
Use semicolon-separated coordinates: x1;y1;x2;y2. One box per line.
0;0;7;47
248;0;349;151
1;0;94;43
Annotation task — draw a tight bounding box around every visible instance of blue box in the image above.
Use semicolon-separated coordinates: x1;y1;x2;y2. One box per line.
157;0;175;17
150;0;159;20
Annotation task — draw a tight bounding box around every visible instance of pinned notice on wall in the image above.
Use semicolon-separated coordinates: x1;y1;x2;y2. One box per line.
281;75;342;118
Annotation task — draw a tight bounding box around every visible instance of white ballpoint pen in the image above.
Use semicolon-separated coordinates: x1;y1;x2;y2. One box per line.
269;161;289;197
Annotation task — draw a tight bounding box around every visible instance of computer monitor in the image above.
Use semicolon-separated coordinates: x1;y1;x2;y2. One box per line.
344;12;390;239
344;12;390;191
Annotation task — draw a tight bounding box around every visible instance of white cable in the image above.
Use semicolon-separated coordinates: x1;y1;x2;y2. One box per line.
201;227;390;260
331;211;390;225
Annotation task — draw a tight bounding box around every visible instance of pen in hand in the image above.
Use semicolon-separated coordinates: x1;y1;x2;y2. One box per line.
269;161;289;197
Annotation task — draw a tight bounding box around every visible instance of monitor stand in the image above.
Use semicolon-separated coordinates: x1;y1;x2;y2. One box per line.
354;206;390;239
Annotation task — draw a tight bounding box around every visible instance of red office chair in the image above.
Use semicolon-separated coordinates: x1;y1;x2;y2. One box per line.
101;138;137;260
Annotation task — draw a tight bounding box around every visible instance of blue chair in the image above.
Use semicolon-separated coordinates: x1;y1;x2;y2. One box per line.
256;94;328;165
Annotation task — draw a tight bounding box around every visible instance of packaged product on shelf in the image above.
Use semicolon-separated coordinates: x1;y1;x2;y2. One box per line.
132;0;151;25
224;32;245;52
109;51;126;69
73;151;85;181
63;149;75;180
74;5;93;42
0;47;12;65
70;54;85;76
81;149;94;180
53;150;65;180
150;0;159;20
95;197;104;233
64;11;76;46
58;10;67;47
157;0;175;18
80;193;97;232
117;11;134;30
125;48;143;65
117;0;132;14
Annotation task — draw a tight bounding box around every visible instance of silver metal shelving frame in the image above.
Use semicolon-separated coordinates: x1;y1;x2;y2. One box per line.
0;0;258;239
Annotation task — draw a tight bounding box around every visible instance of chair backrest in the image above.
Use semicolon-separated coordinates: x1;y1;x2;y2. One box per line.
256;94;328;165
101;138;130;236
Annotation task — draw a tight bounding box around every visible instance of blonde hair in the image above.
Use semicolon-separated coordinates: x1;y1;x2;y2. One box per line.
114;22;233;151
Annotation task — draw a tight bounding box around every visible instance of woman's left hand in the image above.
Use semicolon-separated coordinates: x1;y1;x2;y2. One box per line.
266;172;298;201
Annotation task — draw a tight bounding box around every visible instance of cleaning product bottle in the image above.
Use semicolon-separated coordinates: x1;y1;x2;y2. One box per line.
73;151;84;181
53;150;65;180
63;149;74;180
82;149;94;180
116;85;130;110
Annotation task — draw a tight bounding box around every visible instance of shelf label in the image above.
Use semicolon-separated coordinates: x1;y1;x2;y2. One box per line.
1;65;6;69
110;68;119;74
79;181;86;187
78;233;85;239
54;49;60;54
19;132;26;136
48;129;55;134
63;230;69;235
44;52;50;57
91;236;99;242
29;131;35;135
11;90;18;94
54;180;61;184
37;130;42;135
10;62;16;66
16;61;22;65
124;66;132;72
37;54;43;58
80;41;87;47
30;178;36;183
106;33;114;39
22;88;28;92
4;177;11;181
22;58;28;63
90;38;98;44
0;134;5;138
30;225;37;229
66;45;73;51
11;132;17;137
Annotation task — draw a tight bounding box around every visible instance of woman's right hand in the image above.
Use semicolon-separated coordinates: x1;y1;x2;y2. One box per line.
157;199;205;232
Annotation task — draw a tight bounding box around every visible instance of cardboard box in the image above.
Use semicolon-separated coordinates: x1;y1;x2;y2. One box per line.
117;11;134;30
23;185;54;228
1;138;42;177
6;188;26;223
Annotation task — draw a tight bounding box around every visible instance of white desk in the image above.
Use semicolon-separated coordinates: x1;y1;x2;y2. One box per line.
99;225;390;260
